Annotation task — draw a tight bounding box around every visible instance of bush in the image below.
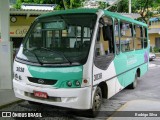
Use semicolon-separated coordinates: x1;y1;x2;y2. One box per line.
153;47;160;53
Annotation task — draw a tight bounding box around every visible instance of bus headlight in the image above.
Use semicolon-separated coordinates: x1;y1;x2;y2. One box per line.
75;80;80;86
67;81;72;87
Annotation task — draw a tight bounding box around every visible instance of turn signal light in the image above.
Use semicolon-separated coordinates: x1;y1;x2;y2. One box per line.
83;79;88;83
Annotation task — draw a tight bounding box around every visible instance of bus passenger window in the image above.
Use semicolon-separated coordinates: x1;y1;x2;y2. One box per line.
135;25;143;49
120;21;133;52
143;27;148;48
95;41;105;56
114;19;120;54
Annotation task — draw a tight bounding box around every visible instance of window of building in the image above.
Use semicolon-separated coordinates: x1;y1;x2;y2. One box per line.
155;37;160;48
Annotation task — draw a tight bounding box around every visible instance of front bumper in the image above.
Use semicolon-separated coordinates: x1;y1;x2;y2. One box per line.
13;79;92;109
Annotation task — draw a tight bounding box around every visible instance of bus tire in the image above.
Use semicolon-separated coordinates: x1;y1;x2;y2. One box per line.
89;86;102;117
128;73;137;89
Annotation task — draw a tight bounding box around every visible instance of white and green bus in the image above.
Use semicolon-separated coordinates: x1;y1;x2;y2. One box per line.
13;9;149;114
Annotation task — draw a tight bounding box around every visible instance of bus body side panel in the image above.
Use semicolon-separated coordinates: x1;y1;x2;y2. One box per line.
114;49;149;87
92;61;124;99
138;61;148;77
92;49;149;100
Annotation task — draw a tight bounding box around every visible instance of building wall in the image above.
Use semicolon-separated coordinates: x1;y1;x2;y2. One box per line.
10;16;35;26
149;18;160;51
10;16;36;37
149;33;160;47
149;21;160;29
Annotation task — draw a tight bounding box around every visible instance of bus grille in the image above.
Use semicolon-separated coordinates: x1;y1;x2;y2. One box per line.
28;77;57;85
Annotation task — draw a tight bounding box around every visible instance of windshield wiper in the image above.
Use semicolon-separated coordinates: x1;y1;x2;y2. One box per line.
24;48;43;65
39;47;72;64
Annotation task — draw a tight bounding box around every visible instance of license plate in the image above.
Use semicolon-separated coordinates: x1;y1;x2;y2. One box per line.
34;91;48;99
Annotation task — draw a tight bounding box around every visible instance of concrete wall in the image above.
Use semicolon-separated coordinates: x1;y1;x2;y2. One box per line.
149;33;160;46
10;16;35;26
0;0;13;89
149;19;160;49
150;21;160;29
149;33;160;47
10;16;35;37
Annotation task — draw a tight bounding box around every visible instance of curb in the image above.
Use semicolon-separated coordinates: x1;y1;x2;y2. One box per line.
0;99;24;109
107;101;130;120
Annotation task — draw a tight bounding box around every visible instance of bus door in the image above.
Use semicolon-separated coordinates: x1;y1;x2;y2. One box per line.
93;16;115;98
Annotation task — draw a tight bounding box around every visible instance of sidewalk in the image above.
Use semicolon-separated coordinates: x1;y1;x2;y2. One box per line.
0;89;22;109
107;100;160;120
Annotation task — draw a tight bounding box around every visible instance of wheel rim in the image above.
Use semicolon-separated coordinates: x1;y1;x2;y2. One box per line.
93;89;102;111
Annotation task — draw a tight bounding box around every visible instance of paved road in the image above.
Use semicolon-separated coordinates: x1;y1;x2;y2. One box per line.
111;65;160;101
1;60;160;120
150;57;160;65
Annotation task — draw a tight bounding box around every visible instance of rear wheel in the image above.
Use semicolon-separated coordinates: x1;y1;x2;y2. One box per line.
128;73;138;89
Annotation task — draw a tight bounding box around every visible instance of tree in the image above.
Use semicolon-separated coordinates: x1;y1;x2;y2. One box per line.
109;0;160;24
98;1;109;9
61;0;85;9
131;0;159;23
14;0;23;9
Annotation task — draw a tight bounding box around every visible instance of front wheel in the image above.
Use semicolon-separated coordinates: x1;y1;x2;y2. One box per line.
89;86;102;117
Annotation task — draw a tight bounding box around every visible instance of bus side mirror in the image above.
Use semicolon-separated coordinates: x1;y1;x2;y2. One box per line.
103;26;112;41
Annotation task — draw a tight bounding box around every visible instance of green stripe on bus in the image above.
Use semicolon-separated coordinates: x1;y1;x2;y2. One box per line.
27;65;83;88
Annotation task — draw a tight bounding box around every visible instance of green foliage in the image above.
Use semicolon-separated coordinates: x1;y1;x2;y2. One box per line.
109;0;160;24
61;0;84;9
98;2;109;9
109;0;128;12
153;47;160;53
14;0;22;9
131;0;156;22
55;5;63;10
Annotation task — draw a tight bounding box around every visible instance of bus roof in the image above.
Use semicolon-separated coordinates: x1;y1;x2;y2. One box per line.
38;9;147;27
38;9;99;18
103;10;147;27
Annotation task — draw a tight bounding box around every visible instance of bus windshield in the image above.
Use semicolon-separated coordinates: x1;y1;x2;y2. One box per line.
18;14;97;65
